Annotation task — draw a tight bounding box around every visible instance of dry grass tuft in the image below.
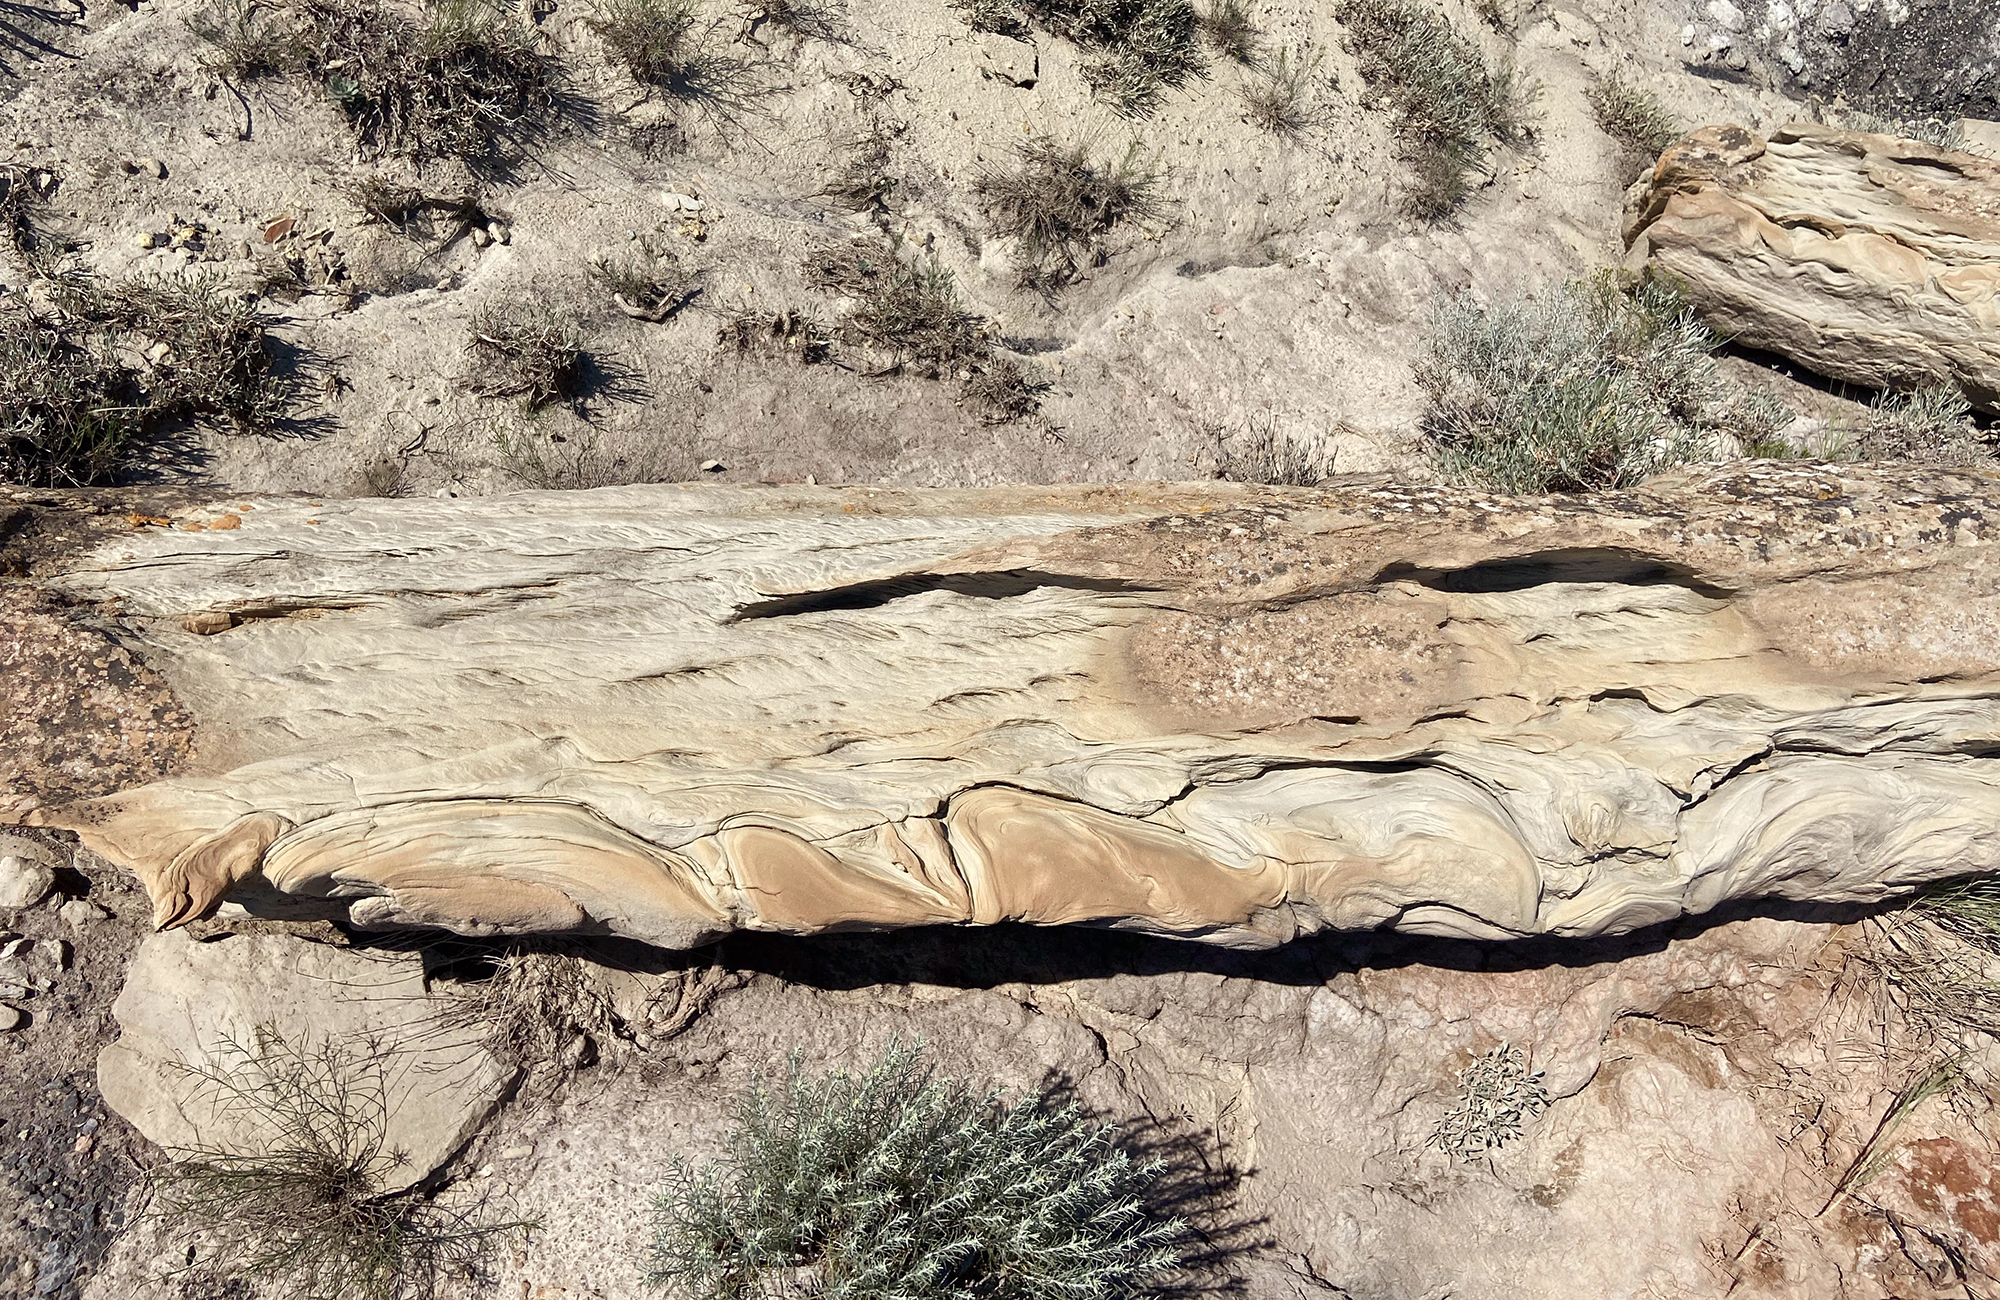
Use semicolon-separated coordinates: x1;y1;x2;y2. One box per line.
953;0;1208;118
464;299;593;410
974;137;1166;291
1584;70;1680;169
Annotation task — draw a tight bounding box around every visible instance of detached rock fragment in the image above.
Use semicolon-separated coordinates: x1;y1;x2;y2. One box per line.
1624;123;2000;409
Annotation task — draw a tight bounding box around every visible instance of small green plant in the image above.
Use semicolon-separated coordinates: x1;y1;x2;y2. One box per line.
1198;0;1259;65
1428;1041;1550;1162
1821;1054;1965;1214
801;243;1049;422
1335;0;1536;218
1584;70;1680;168
466;300;592;410
2;270;292;487
1860;383;1985;466
151;1028;528;1300
952;0;1207;118
1414;272;1791;493
648;1041;1188;1300
587;0;765;124
974;137;1165;291
1240;45;1317;136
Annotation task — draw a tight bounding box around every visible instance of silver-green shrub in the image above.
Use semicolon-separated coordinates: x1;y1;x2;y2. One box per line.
648;1042;1187;1300
1414;273;1789;493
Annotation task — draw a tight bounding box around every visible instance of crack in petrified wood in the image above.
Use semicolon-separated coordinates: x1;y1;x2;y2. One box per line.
8;464;2000;948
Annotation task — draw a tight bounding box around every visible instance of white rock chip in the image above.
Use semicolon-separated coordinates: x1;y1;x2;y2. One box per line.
0;855;54;910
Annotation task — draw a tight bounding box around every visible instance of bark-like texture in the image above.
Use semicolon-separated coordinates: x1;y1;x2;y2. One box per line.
1625;123;2000;408
7;465;2000;949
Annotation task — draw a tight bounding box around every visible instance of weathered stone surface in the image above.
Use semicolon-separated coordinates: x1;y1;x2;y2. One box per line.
0;855;54;910
97;930;514;1191
9;465;2000;950
1625;123;2000;408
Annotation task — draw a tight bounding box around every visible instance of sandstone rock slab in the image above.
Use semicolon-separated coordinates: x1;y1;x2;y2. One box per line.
1625;123;2000;408
10;466;2000;950
97;930;514;1190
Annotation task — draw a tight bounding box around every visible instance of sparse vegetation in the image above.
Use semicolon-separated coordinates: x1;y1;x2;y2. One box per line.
1198;0;1260;65
819;127;897;215
1860;383;1986;465
2;269;293;487
1414;272;1792;493
190;0;565;167
952;0;1208;118
587;0;766;125
592;239;705;322
1335;0;1536;218
1584;70;1680;169
1428;1042;1550;1162
648;1041;1189;1300
465;299;592;410
1241;46;1318;136
748;0;849;43
720;308;836;366
1216;411;1335;485
0;162;59;254
974;137;1165;291
150;1028;527;1300
802;243;1049;422
1822;1055;1966;1213
1865;876;2000;1055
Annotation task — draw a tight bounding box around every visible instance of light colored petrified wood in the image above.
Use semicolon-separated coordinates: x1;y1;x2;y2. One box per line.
1625;123;2000;408
7;464;2000;948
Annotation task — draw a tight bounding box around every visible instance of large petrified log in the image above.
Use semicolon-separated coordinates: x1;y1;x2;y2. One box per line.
1624;123;2000;409
5;464;2000;949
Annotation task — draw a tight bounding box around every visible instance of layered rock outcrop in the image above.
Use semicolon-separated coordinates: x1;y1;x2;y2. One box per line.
1624;123;2000;408
6;464;2000;949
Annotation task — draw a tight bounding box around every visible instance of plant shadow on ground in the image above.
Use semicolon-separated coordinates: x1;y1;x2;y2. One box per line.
0;0;82;79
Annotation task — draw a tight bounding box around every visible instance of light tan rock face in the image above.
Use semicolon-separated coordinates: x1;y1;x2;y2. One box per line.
1625;123;2000;408
9;463;2000;949
97;929;514;1191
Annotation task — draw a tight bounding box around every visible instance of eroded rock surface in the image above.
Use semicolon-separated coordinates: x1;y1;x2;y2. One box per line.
3;466;1997;950
1625;123;2000;408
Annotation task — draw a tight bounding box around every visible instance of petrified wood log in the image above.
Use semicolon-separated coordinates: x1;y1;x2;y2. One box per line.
1624;123;2000;409
6;464;2000;949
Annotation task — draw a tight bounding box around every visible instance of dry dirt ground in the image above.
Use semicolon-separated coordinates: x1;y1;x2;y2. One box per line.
0;0;1881;497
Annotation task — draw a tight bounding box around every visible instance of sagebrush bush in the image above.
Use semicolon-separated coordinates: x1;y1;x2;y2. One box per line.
1335;0;1535;218
151;1028;526;1300
952;0;1207;118
190;0;564;167
2;270;291;486
1414;272;1790;493
648;1042;1188;1300
974;138;1164;290
1428;1042;1549;1163
1584;70;1679;167
1861;383;1985;465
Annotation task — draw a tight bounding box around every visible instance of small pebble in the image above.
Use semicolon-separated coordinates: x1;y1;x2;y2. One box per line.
0;856;54;910
136;156;166;179
471;227;492;248
0;1006;19;1033
58;900;108;932
699;460;726;473
488;222;512;245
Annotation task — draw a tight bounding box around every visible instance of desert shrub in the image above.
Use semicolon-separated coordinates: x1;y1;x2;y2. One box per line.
1414;272;1790;493
1215;411;1334;485
0;162;59;254
802;244;1049;422
974;138;1164;290
1427;1042;1549;1162
1198;0;1259;65
587;0;765;123
1860;383;1986;465
189;0;564;168
1584;70;1679;166
2;271;291;487
952;0;1206;118
1335;0;1535;218
1240;45;1317;136
151;1028;527;1300
466;300;592;409
721;308;837;365
819;127;897;214
592;238;705;322
648;1041;1188;1300
1865;876;2000;1050
751;0;849;42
